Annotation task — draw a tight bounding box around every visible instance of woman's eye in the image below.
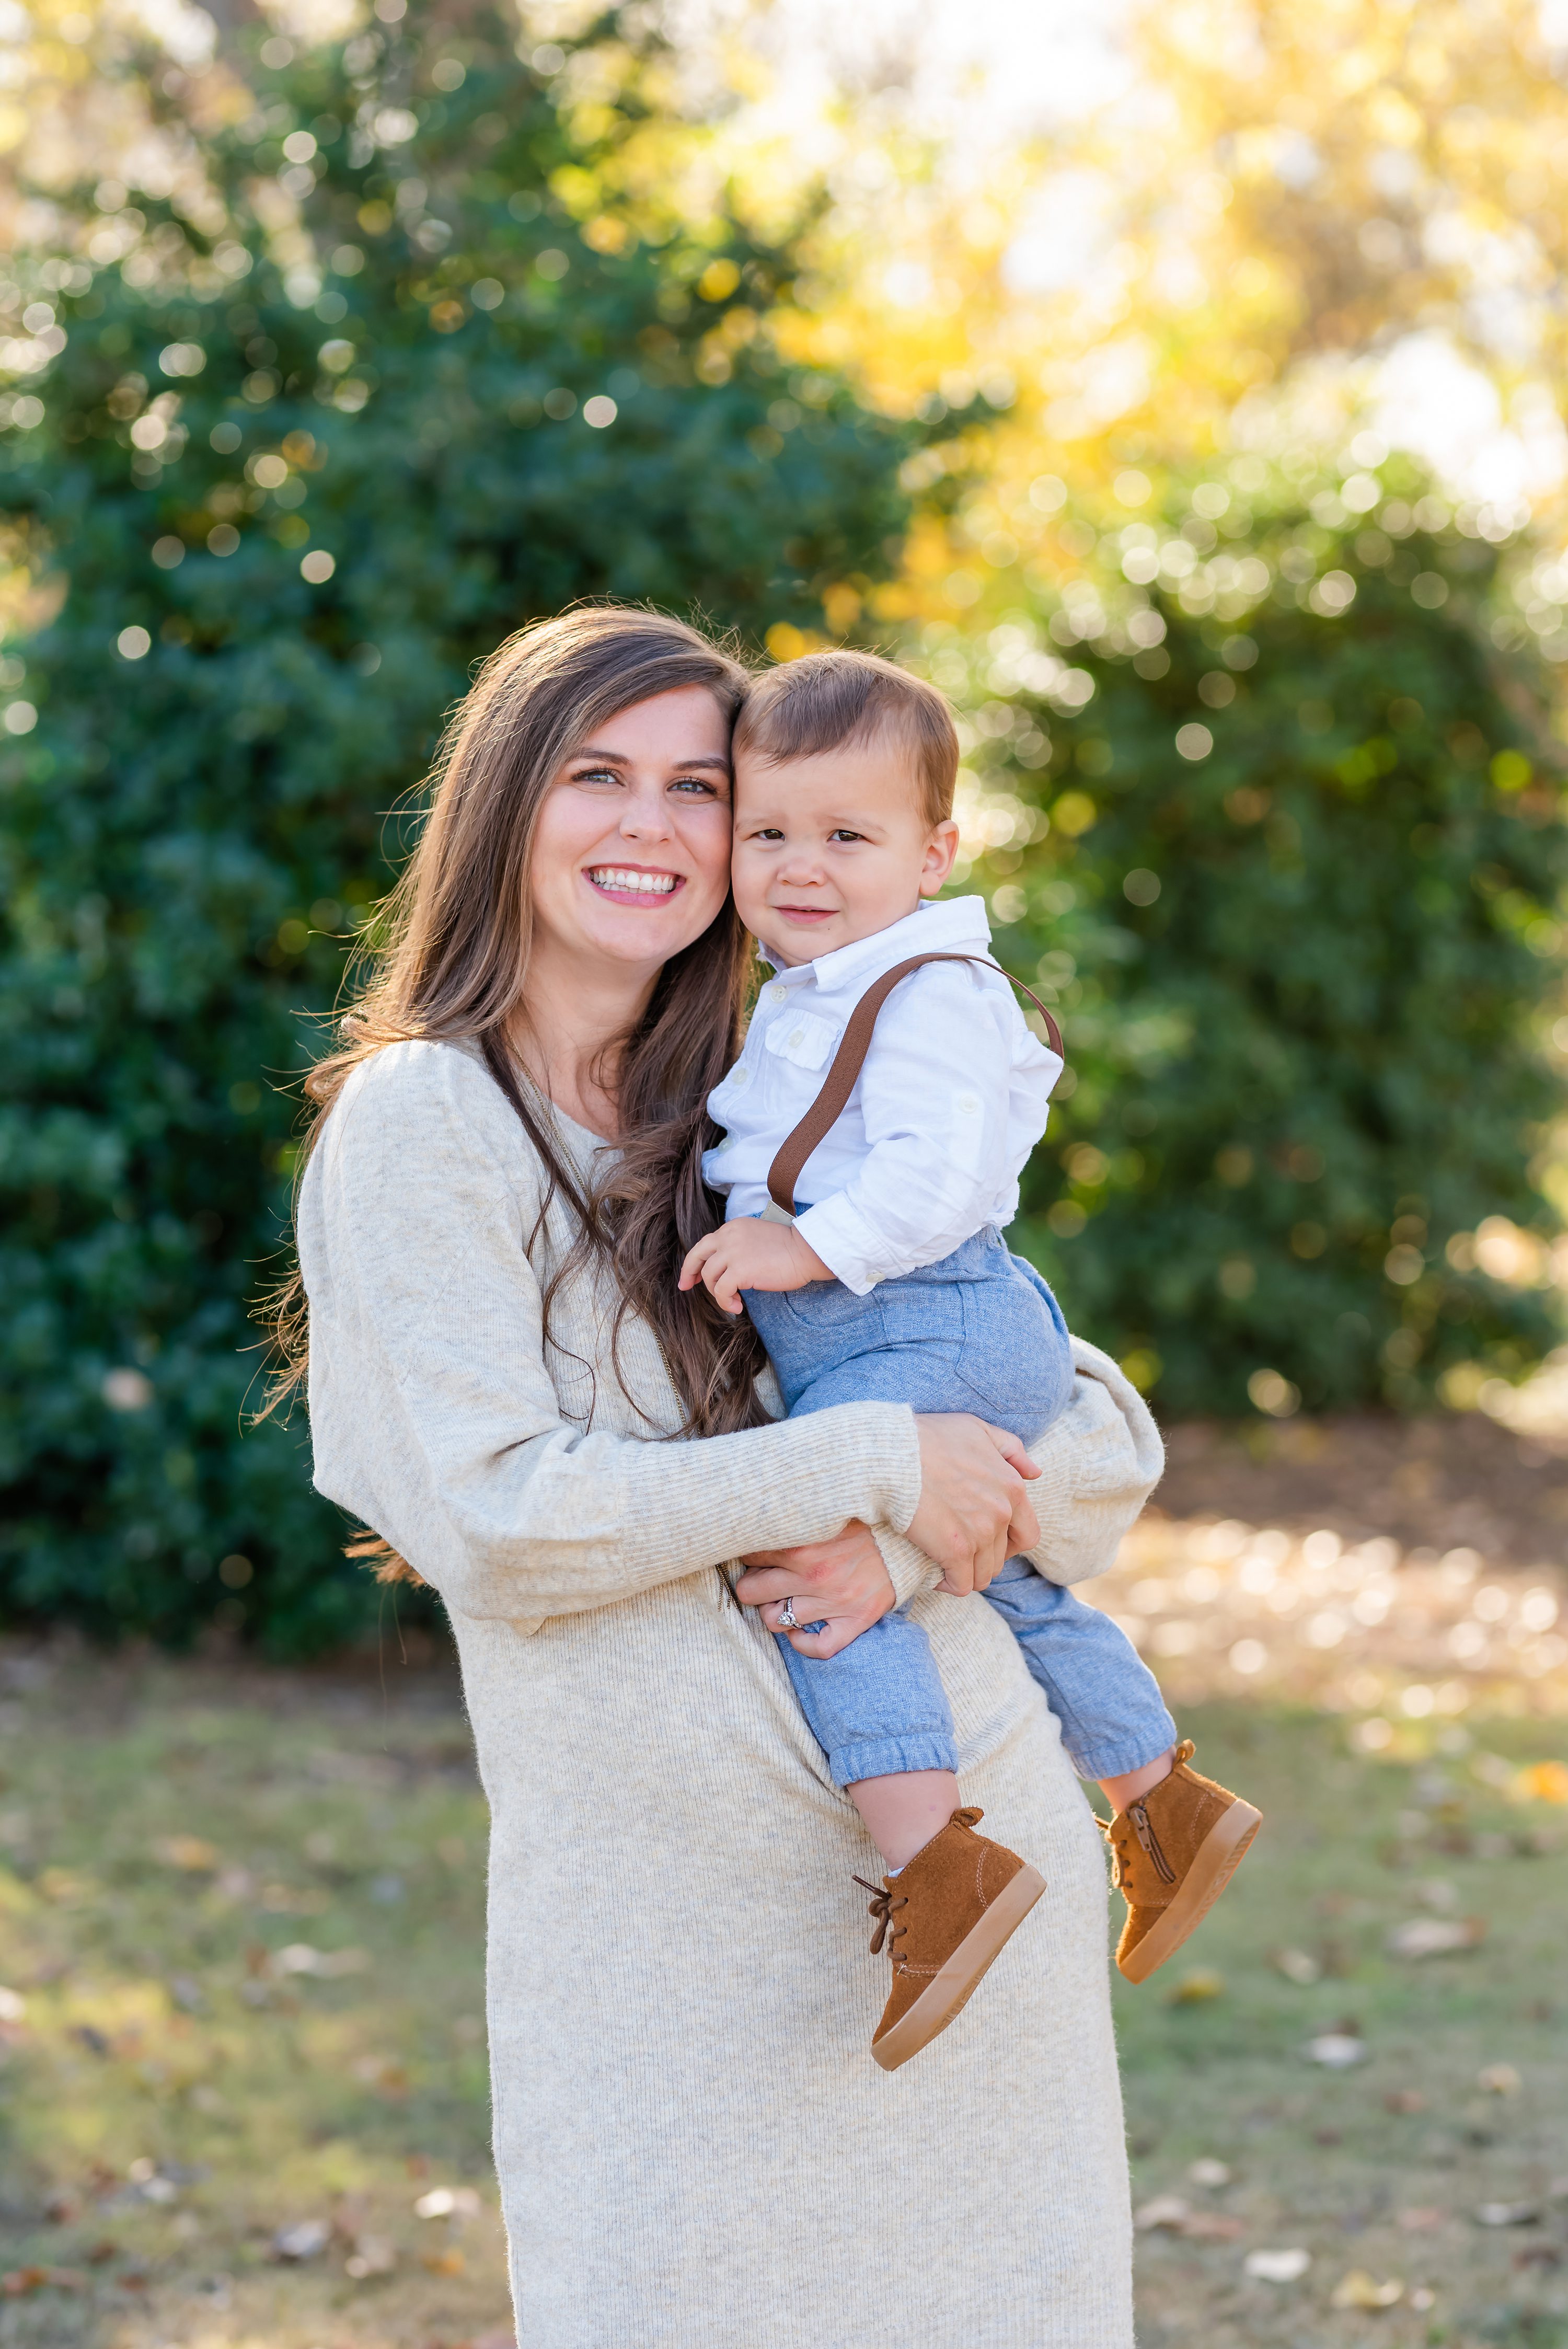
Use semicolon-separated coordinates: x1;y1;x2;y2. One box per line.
571;767;621;787
671;775;722;797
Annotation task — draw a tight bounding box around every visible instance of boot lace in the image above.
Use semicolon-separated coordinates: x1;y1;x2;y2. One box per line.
854;1875;908;1960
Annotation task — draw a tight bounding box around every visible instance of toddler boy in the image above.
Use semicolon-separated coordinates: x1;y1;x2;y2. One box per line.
680;650;1259;2070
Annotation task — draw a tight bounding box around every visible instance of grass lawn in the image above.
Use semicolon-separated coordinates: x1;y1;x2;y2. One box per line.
0;1604;1563;2346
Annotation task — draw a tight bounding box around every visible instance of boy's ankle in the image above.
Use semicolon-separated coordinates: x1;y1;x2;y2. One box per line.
846;1767;961;1872
1099;1746;1177;1815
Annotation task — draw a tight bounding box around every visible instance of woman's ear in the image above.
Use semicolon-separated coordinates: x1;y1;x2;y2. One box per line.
918;819;961;896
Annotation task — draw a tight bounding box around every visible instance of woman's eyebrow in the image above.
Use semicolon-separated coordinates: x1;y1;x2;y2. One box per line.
572;747;732;773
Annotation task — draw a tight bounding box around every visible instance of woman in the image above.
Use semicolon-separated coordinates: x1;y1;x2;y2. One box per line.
282;607;1160;2347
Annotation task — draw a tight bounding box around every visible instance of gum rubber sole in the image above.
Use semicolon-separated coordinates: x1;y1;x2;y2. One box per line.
1115;1800;1262;1985
871;1863;1047;2074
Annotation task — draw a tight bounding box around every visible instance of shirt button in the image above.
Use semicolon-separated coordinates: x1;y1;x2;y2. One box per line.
731;1066;749;1089
765;984;786;1004
788;1028;805;1047
956;1093;980;1115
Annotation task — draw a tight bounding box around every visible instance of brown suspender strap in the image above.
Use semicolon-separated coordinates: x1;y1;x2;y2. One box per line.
765;952;1067;1217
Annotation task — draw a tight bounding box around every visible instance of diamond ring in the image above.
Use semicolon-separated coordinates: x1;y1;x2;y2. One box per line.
778;1598;799;1630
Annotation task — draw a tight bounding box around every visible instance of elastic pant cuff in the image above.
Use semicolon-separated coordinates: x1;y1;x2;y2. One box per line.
830;1734;959;1790
1065;1721;1179;1784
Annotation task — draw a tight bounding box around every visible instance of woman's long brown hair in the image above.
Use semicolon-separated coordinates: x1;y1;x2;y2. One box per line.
261;606;773;1581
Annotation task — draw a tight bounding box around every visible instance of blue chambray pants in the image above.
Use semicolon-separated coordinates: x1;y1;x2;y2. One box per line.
743;1230;1177;1788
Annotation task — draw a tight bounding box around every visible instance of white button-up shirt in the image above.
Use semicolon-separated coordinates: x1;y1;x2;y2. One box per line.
702;896;1064;1296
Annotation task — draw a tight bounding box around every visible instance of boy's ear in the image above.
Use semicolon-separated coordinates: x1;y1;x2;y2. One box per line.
918;819;961;896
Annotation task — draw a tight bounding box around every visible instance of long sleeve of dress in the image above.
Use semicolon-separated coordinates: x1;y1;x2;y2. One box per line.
871;1336;1163;1605
298;1041;924;1623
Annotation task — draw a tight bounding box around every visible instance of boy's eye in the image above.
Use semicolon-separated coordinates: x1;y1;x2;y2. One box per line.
747;825;786;842
828;828;865;844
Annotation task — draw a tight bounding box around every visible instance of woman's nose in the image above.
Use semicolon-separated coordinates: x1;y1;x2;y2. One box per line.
619;784;673;838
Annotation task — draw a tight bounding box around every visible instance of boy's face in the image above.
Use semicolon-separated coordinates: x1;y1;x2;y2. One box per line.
730;735;960;967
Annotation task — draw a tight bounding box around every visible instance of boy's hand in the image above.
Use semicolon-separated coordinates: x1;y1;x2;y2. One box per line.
678;1219;833;1316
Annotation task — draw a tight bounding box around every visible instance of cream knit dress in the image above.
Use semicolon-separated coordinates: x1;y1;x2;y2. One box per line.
299;1038;1162;2349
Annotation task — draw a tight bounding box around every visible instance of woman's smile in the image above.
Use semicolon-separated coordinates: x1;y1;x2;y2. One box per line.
585;862;685;903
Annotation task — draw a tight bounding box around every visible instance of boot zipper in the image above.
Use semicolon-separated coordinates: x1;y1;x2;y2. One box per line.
1129;1799;1176;1883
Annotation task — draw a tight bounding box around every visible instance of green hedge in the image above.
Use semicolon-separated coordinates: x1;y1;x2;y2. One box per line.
949;466;1567;1414
0;10;914;1651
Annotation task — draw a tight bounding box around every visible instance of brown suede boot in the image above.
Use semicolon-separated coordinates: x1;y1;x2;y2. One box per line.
1107;1739;1261;1983
856;1807;1045;2072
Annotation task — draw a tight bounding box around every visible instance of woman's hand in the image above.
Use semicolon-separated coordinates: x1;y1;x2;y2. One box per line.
909;1414;1041;1596
733;1522;896;1657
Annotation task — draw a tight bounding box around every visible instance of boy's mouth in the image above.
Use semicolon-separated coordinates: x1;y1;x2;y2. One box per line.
586;865;683;903
770;902;838;925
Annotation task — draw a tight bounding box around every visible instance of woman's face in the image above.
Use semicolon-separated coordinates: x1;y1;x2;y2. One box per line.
527;685;734;983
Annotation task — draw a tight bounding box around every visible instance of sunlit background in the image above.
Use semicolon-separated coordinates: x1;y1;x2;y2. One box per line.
1;5;1566;2343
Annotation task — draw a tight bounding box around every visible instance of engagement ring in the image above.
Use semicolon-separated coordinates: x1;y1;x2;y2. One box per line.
778;1598;799;1630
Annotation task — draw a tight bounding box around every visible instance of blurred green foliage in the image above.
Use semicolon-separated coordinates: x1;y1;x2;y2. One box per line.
4;5;1566;1651
0;10;913;1650
953;470;1568;1414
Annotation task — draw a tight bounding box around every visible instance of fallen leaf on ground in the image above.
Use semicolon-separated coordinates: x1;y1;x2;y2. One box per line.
1134;2196;1190;2231
1385;2089;1426;2113
1332;2270;1405;2309
423;2248;466;2276
1515;1761;1568;1804
345;2233;397;2279
262;1884;329;1915
1188;2159;1232;2187
273;2219;330;2260
271;1943;372;1978
1386;1917;1485;1959
353;2055;410;2093
1476;2203;1539;2228
1397;2208;1446;2231
1306;2033;1367;2068
1478;2062;1521;2094
1245;2248;1311;2282
1166;1969;1226;2005
153;1836;217;1872
415;2186;483;2219
1179;2212;1246;2240
1271;1948;1321;1985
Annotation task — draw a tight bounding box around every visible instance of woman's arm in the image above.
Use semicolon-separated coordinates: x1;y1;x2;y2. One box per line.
299;1042;926;1623
1016;1338;1165;1584
864;1338;1164;1604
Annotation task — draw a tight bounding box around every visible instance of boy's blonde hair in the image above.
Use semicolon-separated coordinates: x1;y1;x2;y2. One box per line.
733;648;959;829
